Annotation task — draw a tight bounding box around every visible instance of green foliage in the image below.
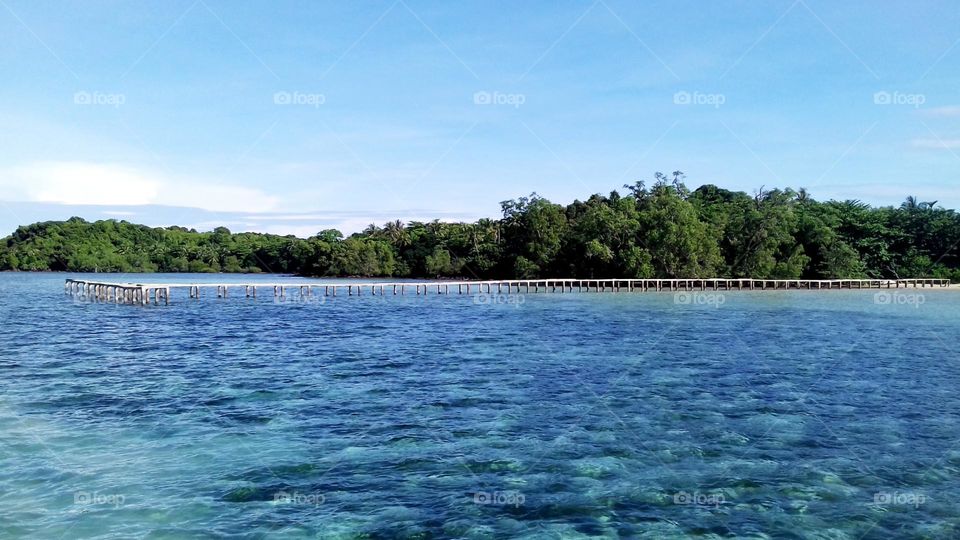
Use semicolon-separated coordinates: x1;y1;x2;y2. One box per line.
1;175;959;281
638;180;722;277
425;248;458;277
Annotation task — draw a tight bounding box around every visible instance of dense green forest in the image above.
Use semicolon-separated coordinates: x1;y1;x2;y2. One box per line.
2;173;958;281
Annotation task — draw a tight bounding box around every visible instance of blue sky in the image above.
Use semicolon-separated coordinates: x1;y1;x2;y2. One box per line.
0;0;958;236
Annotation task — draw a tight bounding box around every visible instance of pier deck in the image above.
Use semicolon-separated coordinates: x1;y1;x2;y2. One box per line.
64;277;952;305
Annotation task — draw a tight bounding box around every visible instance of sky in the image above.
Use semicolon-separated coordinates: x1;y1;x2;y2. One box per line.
0;0;958;236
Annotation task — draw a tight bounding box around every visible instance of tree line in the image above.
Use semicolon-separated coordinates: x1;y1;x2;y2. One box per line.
2;173;958;281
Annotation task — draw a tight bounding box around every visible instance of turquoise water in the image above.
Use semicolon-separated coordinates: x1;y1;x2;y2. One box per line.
1;273;959;539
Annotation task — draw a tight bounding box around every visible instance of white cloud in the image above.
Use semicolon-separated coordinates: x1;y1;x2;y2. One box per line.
14;162;161;205
249;213;334;221
182;220;263;231
180;184;281;213
0;161;282;212
253;210;483;222
911;139;960;150
258;224;337;238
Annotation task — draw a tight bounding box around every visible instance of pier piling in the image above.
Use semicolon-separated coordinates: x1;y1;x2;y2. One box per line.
63;277;952;306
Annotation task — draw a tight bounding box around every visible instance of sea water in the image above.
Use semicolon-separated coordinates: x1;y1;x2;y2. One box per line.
1;273;958;539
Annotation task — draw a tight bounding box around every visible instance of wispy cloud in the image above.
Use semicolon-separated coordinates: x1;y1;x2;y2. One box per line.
911;139;960;149
823;184;960;203
923;106;960;118
258;223;358;238
0;199;487;238
0;162;282;213
253;210;481;222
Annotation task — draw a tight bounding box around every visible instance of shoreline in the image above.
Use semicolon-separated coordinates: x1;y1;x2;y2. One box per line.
8;269;955;283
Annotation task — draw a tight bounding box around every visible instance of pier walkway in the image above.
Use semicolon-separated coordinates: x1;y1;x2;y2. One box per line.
64;277;952;305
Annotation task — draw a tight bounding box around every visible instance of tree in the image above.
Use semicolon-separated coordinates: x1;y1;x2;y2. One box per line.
2;177;958;282
637;182;722;277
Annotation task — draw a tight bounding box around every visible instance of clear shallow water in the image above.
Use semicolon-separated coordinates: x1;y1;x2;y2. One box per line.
1;273;959;539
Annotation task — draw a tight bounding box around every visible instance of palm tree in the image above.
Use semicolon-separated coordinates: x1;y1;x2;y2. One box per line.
840;199;870;212
476;218;500;244
902;196;919;210
426;220;445;241
383;219;409;247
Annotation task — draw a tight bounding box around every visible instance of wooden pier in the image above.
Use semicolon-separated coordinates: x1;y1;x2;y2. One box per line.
64;277;952;305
